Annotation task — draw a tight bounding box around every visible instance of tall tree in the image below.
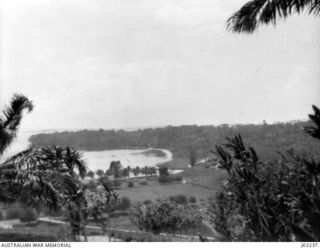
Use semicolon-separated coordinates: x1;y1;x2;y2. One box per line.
109;161;121;179
227;0;320;33
0;94;89;240
96;169;105;178
0;146;89;240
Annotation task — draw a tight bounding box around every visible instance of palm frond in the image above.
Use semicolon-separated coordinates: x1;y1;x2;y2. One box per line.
304;105;320;140
227;0;320;33
0;94;33;155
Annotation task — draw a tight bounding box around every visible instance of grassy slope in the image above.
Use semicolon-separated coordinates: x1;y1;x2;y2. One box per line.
158;158;190;169
117;165;227;202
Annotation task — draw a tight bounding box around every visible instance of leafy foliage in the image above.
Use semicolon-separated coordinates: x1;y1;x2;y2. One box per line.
189;196;197;203
0;145;89;239
20;208;38;222
86;179;118;221
159;166;169;176
84;178;118;239
86;171;95;178
304;105;320;140
116;196;131;211
0;95;118;241
130;198;202;235
227;0;320;33
209;106;320;241
0;94;33;155
169;194;188;205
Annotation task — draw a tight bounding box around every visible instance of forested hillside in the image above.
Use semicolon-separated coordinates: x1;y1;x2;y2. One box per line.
29;121;320;160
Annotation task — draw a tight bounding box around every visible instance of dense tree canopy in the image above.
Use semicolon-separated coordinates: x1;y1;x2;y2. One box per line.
30;121;320;161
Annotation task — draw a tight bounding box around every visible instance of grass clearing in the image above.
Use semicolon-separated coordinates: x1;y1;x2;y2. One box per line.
158;158;190;169
117;165;227;203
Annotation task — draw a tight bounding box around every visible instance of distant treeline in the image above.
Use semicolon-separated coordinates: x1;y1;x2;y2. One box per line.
29;121;320;160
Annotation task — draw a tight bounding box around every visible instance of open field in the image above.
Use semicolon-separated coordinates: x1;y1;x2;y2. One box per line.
117;165;227;203
158;158;190;169
118;181;215;202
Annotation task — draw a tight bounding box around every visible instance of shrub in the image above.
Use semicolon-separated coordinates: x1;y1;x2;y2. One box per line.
128;181;134;188
20;208;38;222
139;180;148;185
86;180;97;191
169;194;188;205
158;174;182;184
143;199;152;205
174;174;183;182
159;166;169;176
209;107;320;242
6;208;24;220
117;196;131;211
130;198;202;234
189;196;197;203
112;180;122;188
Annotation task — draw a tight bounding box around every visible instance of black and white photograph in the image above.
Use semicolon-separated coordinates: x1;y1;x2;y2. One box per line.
0;0;320;244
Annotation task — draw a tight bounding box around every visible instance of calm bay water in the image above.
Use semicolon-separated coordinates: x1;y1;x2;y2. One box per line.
82;149;172;172
1;131;173;172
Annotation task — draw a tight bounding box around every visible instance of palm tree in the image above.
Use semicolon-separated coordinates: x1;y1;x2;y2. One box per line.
1;145;89;240
227;0;320;33
0;94;33;155
0;94;89;240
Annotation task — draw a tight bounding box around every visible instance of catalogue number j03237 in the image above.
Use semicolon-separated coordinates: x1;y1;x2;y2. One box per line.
301;243;318;248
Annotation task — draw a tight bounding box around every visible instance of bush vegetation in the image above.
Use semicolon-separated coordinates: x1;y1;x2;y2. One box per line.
20;208;38;222
189;196;197;203
29;121;320;160
6;208;24;220
86;180;97;191
209;106;320;242
158;174;183;184
117;196;131;211
130;198;202;235
169;194;188;205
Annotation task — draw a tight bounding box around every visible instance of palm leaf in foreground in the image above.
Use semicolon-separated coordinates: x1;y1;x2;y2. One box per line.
0;94;33;155
227;0;320;33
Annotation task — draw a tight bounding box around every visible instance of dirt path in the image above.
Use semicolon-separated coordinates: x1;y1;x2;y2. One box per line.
202;220;220;238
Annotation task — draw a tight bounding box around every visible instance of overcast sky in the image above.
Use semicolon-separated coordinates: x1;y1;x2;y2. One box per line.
1;0;320;131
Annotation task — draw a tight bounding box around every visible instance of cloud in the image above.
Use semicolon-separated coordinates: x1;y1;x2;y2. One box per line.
1;0;320;131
